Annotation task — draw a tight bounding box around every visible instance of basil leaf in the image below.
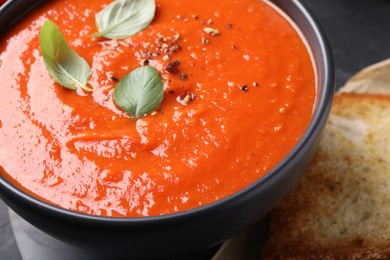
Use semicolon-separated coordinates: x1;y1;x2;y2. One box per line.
40;20;92;91
114;66;164;118
92;0;156;39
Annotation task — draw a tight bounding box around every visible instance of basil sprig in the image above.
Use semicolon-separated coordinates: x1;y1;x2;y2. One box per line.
92;0;156;39
114;66;164;118
40;20;92;91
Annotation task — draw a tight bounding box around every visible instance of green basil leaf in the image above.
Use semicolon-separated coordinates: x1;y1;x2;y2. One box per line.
40;20;92;91
92;0;156;39
114;66;164;118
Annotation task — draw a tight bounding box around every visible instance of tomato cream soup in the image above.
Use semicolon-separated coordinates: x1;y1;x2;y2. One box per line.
0;0;315;217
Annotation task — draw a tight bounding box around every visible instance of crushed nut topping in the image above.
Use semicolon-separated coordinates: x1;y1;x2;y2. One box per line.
162;55;170;61
103;95;111;102
179;73;187;80
137;33;184;64
177;92;195;106
203;27;220;36
201;37;210;45
170;45;181;52
173;33;180;43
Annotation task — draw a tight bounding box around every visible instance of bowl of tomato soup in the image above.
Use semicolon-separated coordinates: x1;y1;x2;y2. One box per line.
0;0;333;258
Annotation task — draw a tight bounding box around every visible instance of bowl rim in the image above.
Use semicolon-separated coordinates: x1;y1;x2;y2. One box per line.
0;0;334;224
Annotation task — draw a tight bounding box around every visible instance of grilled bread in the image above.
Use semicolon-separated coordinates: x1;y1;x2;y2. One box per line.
264;93;390;259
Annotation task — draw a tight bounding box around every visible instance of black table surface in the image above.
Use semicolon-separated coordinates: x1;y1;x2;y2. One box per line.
1;0;390;259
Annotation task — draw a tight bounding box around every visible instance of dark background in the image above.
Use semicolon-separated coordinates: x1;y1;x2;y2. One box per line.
304;0;390;88
1;0;390;259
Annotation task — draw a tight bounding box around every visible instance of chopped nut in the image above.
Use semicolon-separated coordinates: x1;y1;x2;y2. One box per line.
170;45;181;52
162;43;169;49
192;14;199;20
201;37;210;45
179;73;187;80
183;95;191;104
279;107;286;114
173;33;180;42
252;82;258;87
151;111;158;116
203;27;220;36
177;92;195;106
241;85;248;92
162;55;170;61
103;95;111;102
207;19;213;25
152;52;160;57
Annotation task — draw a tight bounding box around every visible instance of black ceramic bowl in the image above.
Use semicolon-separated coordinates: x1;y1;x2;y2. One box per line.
0;0;334;259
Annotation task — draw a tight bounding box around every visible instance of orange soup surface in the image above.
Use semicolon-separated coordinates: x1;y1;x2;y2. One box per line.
0;0;315;217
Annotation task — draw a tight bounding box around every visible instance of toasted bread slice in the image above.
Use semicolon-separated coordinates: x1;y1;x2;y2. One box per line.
264;93;390;259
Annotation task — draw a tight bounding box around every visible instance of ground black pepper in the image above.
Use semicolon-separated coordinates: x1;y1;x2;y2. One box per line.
143;58;152;66
165;61;180;74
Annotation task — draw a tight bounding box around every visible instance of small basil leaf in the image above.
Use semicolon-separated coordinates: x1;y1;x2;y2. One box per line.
92;0;156;39
40;20;92;91
114;66;164;118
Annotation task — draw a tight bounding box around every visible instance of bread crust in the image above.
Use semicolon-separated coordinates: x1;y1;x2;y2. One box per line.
264;94;390;260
